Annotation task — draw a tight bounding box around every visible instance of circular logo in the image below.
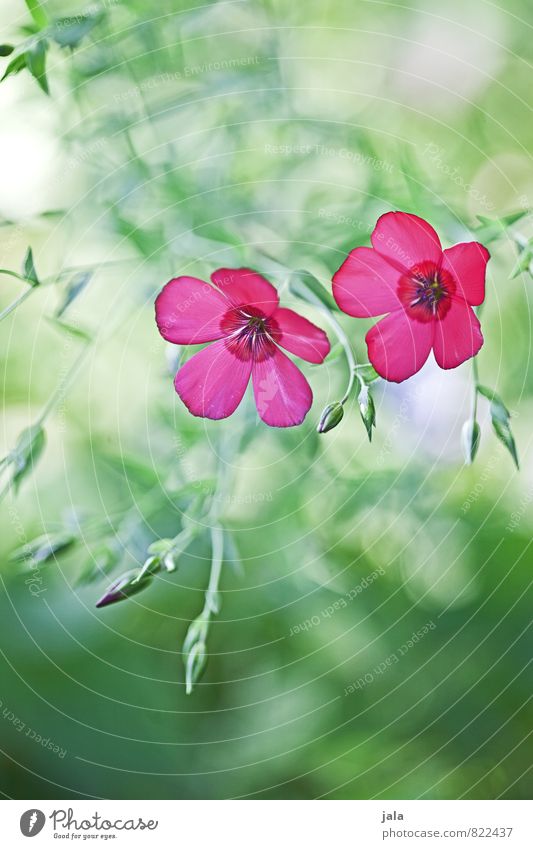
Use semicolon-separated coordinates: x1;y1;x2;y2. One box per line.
20;810;46;837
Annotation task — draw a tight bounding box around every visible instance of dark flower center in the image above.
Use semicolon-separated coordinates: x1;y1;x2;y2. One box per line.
221;308;278;361
397;261;456;322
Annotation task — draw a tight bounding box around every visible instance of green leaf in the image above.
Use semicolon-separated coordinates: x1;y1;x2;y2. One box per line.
358;383;376;442
477;385;511;424
0;45;15;56
1;52;28;82
9;424;46;492
47;317;93;342
509;238;533;279
492;417;519;470
56;271;92;317
10;532;75;566
78;542;122;585
25;0;48;30
50;13;102;49
22;246;39;286
288;269;339;312
474;210;529;243
461;419;481;464
26;39;49;94
354;363;380;384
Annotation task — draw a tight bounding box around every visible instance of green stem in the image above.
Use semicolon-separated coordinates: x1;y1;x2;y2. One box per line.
204;525;224;615
294;279;357;405
0;286;34;322
470;356;479;422
35;345;91;427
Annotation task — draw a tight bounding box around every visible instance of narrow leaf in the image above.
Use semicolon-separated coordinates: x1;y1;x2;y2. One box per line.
10;532;75;565
25;0;48;29
491;418;519;470
47;317;93;342
355;363;380;384
26;39;49;94
288;269;339;312
1;52;28;82
9;424;46;492
56;270;92;316
0;45;15;56
22;246;39;286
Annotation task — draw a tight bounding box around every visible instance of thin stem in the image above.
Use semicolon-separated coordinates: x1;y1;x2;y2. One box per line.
36;345;91;427
205;525;224;607
292;278;358;405
470;356;479;422
0;286;34;322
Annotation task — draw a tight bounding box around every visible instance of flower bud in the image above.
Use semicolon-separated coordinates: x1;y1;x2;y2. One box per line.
185;641;208;695
358;384;376;442
317;402;344;433
96;568;153;608
183;615;208;655
461;419;481;465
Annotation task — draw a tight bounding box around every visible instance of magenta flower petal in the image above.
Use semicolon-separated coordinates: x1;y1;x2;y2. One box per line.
332;246;402;317
371;212;442;270
211;267;279;316
366;309;434;383
441;242;490;306
271;307;331;363
174;339;252;420
433;298;483;369
252;346;312;427
155;277;229;344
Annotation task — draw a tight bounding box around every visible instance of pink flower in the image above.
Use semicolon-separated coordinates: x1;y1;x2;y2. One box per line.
332;212;489;382
155;267;330;427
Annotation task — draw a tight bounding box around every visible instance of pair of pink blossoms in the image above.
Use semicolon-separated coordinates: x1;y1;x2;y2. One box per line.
156;212;489;428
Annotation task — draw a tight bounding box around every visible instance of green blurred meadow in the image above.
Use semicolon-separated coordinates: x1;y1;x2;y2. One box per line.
0;0;532;799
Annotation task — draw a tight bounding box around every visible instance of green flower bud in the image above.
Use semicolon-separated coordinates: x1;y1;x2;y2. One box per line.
185;641;208;695
462;419;481;464
317;402;344;434
96;568;152;608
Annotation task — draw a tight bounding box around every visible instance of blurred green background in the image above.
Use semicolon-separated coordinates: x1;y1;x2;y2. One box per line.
0;0;532;799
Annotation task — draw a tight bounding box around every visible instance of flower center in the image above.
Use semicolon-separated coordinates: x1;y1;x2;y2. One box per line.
221;308;277;361
397;261;455;322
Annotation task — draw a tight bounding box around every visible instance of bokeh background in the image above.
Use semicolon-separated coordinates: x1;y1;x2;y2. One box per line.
0;0;532;799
